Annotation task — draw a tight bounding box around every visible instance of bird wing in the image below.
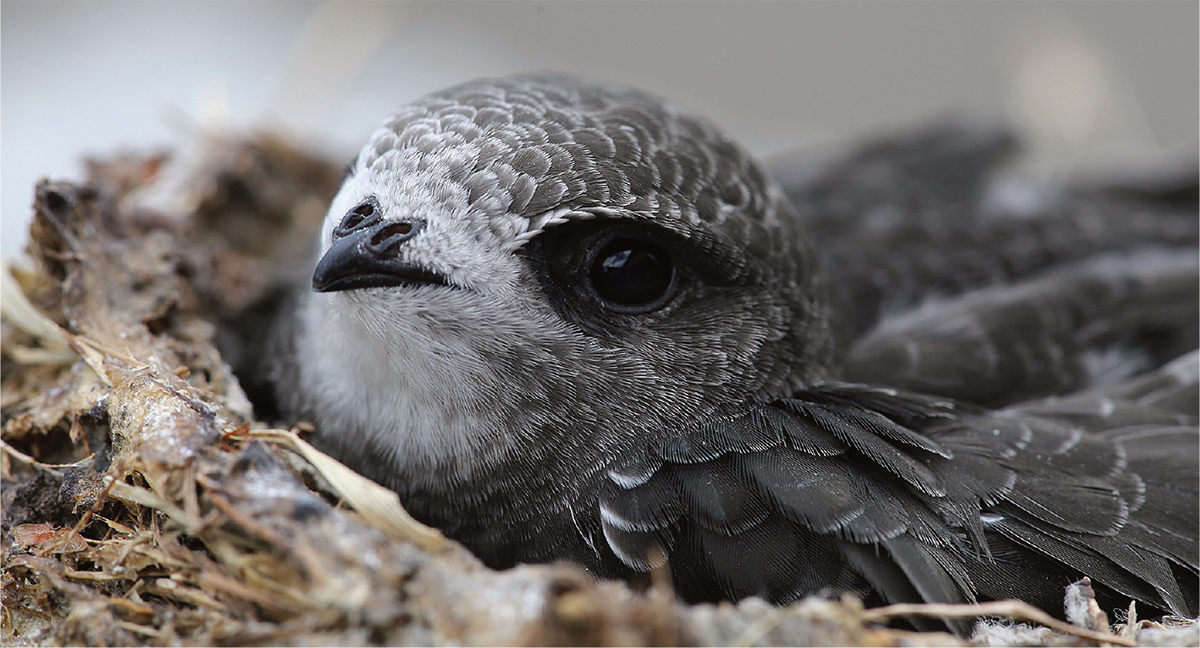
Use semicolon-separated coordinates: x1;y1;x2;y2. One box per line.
844;248;1200;408
769;123;1199;341
596;369;1199;619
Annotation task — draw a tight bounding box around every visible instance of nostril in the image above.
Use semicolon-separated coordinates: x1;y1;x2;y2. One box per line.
345;204;373;226
334;199;381;238
374;221;412;241
368;220;422;256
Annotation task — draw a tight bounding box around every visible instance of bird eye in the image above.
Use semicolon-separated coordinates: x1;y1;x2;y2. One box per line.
588;235;677;312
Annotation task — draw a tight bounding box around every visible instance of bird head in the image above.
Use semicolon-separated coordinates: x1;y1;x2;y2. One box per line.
289;74;836;493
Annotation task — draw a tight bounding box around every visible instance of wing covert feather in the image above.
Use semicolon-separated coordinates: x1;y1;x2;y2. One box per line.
597;380;1198;619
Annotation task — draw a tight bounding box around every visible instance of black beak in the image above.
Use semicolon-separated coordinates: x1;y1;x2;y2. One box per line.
312;219;450;293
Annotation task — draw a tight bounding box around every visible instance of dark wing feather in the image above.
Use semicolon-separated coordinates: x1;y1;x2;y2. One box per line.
1096;350;1199;416
1000;478;1129;535
601;384;978;611
784;400;948;496
595;373;1199;625
689;518;824;602
844;249;1200;408
673;454;772;534
768;123;1199;342
743;449;867;533
882;534;976;605
598;473;683;532
987;514;1187;613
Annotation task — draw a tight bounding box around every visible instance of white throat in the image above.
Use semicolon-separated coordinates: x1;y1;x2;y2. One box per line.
295;287;523;489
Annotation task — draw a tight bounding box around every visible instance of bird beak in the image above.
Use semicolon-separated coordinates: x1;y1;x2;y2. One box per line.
311;220;450;293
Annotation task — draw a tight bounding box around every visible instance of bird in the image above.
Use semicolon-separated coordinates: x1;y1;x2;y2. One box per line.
260;72;1199;628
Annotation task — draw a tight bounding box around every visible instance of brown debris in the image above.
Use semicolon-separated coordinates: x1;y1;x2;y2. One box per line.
2;129;1194;647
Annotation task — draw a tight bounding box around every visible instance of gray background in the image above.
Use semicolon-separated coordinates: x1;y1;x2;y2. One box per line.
3;1;1197;262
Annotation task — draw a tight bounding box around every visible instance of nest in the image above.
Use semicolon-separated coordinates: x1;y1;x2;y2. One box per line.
2;130;1195;647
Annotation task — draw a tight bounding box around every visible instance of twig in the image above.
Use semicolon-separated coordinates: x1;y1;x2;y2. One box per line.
196;570;309;617
0;264;71;349
247;427;447;552
0;440;84;476
105;477;193;531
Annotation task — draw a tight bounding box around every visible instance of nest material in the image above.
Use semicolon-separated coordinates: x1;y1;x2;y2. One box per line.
1;130;1194;647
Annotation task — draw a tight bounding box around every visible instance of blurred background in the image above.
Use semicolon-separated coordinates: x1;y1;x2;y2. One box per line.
2;1;1197;262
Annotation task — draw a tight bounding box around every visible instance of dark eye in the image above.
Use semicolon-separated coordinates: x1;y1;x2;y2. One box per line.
588;235;677;312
